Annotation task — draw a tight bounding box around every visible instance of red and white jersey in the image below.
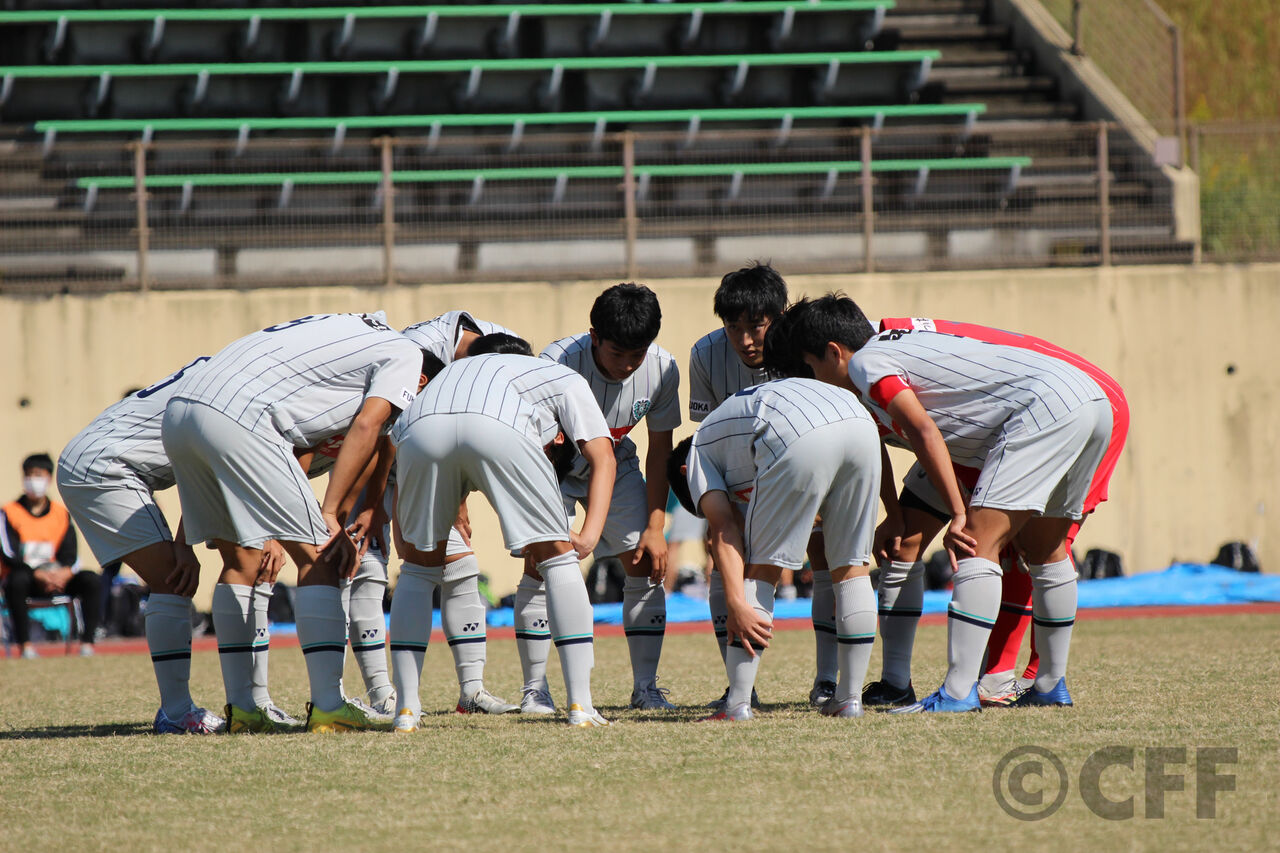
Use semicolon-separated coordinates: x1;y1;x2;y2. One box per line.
401;310;519;365
540;333;682;450
849;329;1106;469
170;312;422;448
688;327;773;422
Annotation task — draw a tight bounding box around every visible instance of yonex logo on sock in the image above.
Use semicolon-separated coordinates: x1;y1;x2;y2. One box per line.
254;629;267;638
360;629;380;640
463;622;480;632
531;618;548;629
650;615;665;625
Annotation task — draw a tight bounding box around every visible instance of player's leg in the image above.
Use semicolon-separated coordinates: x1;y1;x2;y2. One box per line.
514;561;553;713
389;541;445;729
807;530;838;707
443;532;517;715
978;548;1034;705
719;563;781;719
343;549;394;713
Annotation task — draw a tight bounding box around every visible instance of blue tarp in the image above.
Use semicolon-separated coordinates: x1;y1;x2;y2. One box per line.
269;564;1279;634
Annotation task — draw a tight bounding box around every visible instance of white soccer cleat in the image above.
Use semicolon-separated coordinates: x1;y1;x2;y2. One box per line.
457;687;519;715
567;703;610;728
153;705;226;734
79;644;96;657
629;682;677;711
348;695;395;723
393;709;421;734
819;698;864;719
520;684;556;716
700;702;753;722
366;691;398;719
261;703;303;729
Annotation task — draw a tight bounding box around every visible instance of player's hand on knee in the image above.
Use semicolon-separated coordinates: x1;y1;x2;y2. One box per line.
635;527;668;583
726;602;772;657
521;551;544;581
258;539;287;584
569;530;596;562
167;543;203;597
943;514;977;570
873;516;905;564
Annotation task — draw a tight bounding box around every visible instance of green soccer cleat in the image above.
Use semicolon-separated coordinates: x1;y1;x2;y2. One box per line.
305;700;395;733
224;704;294;734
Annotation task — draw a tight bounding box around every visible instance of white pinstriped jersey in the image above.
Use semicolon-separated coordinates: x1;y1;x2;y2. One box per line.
168;312;422;448
391;354;610;449
848;329;1107;468
687;378;872;508
58;357;210;492
688;328;773;422
400;310;519;365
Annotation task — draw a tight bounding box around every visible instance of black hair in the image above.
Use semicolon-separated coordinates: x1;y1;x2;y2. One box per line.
467;332;534;357
421;350;447;380
775;294;876;367
761;307;811;379
589;282;661;350
666;437;697;516
545;435;578;483
22;453;54;474
713;262;789;324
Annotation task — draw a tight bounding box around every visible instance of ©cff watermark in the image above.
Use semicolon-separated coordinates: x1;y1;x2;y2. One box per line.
992;746;1238;821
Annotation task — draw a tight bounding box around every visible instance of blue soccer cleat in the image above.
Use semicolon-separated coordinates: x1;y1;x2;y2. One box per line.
890;682;981;714
1012;677;1073;707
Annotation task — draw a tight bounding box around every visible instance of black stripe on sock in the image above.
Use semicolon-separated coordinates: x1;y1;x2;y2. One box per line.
389;642;428;652
446;636;487;646
948;610;995;630
713;629;727;638
624;628;666;637
514;632;550;641
837;636;875;645
218;645;253;655
812;623;836;635
150;651;192;663
727;638;768;652
553;636;594;648
350;641;386;652
878;608;923;617
1032;616;1075;628
302;643;347;655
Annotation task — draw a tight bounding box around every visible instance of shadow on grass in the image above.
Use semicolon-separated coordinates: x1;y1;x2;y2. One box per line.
0;721;154;739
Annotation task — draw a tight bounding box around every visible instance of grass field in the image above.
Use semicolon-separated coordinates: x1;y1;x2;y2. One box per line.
2;611;1277;852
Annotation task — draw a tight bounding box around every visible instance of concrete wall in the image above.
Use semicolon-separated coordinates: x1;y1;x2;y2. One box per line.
2;264;1275;608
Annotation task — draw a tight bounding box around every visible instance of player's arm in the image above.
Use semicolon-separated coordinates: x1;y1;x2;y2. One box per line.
319;396;396;575
343;435;396;556
634;427;673;582
701;489;772;655
872;441;905;562
884;389;976;568
573;436;617;559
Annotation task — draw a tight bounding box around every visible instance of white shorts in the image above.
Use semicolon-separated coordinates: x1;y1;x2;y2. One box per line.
744;419;881;570
560;451;648;558
55;467;173;566
395;412;569;553
971;399;1113;520
162;398;327;549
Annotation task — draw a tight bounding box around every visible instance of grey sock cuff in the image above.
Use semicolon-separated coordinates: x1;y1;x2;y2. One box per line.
1030;557;1077;588
400;561;444;586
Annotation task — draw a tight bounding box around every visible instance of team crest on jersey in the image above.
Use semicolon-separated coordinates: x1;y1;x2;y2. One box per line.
632;399;652;421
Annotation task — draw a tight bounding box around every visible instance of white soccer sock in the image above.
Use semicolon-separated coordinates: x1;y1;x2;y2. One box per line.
346;578;392;704
725;579;773;709
540;550;595;710
622;575;666;691
942;558;1002;699
811;568;838;684
1029;557;1077;693
834;575;876;704
294;585;348;713
442;560;488;698
389;562;440;717
514;573;550;692
250;583;273;708
877;560;925;689
146;593;195;719
211;583;255;710
708;569;728;664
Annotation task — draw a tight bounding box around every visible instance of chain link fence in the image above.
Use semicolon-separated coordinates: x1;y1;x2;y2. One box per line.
1193;122;1280;262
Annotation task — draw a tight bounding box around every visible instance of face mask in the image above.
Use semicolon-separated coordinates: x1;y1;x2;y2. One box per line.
23;476;49;499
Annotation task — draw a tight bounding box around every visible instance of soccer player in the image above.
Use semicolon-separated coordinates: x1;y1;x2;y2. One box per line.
669;378;882;720
537;283;682;711
860;317;1129;708
56;364;230;732
773;296;1112;712
389;351;616;729
392;311;526;715
161;311;425;733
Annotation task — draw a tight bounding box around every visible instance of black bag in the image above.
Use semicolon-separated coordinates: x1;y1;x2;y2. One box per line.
585;556;626;603
1078;548;1124;580
1211;541;1261;573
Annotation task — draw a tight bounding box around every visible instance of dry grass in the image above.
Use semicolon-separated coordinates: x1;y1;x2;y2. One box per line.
1;611;1277;852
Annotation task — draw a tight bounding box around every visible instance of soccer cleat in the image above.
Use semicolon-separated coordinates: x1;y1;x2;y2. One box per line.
978;677;1028;708
520;685;556;716
306;700;395;733
706;686;761;711
809;680;837;708
457;687;519;715
261;703;303;729
224;704;289;734
819;698;864;719
20;646;39;660
393;708;422;734
1012;677;1074;707
630;682;677;711
79;644;95;657
153;705;226;734
700;702;753;722
566;703;610;728
890;683;982;714
348;695;395;723
861;680;917;707
366;691;398;719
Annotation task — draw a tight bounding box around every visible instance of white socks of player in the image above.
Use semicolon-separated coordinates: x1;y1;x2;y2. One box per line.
877;560;925;689
725;578;774;710
1029;557;1077;693
708;569;728;663
145;593;196;719
251;583;274;708
622;575;665;691
811;568;838;685
514;574;551;695
211;583;256;710
389;562;441;718
833;575;876;705
442;556;488;700
539;550;596;711
294;585;347;713
344;576;392;706
942;558;1002;700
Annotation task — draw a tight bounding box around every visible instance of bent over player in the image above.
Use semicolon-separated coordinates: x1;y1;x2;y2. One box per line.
162;311;425;733
390;352;616;729
670;378;882;720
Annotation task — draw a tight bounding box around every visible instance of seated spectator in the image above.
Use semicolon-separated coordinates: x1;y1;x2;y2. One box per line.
1;453;100;658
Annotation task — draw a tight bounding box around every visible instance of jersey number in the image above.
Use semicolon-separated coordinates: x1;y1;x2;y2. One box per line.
263;314;326;333
136;356;210;398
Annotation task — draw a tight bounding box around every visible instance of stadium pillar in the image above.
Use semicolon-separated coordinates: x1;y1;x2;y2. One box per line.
860;126;875;273
131;142;150;292
623;131;638;281
1097;122;1111;267
379;136;396;286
